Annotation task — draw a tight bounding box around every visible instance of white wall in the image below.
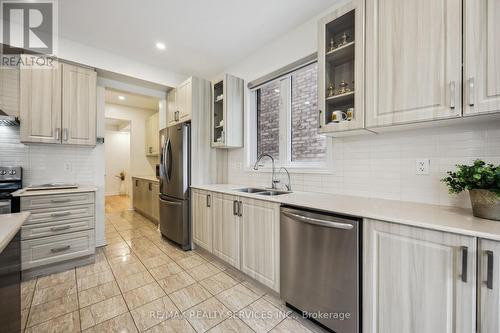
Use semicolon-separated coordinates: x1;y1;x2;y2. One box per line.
104;103;158;180
217;2;500;209
105;130;130;196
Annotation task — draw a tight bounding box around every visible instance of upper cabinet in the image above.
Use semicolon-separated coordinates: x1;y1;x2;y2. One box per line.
145;112;159;156
0;67;20;118
463;0;500;116
20;58;62;144
365;0;462;127
318;1;365;135
167;77;209;127
166;88;177;127
177;78;192;122
211;74;244;148
20;59;97;146
61;63;97;145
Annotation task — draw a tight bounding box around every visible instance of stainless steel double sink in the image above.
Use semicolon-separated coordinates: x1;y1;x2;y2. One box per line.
234;187;291;196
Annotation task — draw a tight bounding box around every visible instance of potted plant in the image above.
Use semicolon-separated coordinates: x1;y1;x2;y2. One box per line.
441;160;500;220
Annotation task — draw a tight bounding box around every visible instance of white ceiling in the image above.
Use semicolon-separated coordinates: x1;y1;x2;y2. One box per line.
105;89;160;110
58;0;336;79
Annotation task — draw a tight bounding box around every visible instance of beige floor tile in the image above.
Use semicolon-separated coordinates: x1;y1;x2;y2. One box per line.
186;262;221;281
104;245;132;258
149;262;183;280
116;270;155;293
215;284;259;312
263;293;290;313
76;260;111;279
130;296;180;331
77;270;115;291
208;318;253;333
22;278;37;292
169;283;212;311
79;281;121;308
123;282;166;310
106;235;125;245
241;279;269;297
27;293;78;327
32;280;77;306
184;297;229;333
21;308;29;330
165;248;197;261
83;312;138;333
177;255;206;270
80;295;128;330
141;254;174;269
36;270;76;289
107;253;141;267
111;260;147;277
21;284;35;310
286;314;330;333
25;311;80;333
158;271;196;294
209;260;228;271
146;318;196;333
223;267;246;282
199;272;239;295
240;298;287;333
270;318;314;333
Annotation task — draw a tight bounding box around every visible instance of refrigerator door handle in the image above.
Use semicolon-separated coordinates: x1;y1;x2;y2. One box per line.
164;138;172;182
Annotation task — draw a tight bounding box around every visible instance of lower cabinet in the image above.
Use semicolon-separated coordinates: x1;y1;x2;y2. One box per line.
132;177;159;223
478;239;500;333
240;197;280;291
192;189;213;252
212;192;240;268
363;219;476;333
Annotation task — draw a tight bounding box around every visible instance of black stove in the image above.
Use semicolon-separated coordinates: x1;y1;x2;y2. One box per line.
0;166;22;214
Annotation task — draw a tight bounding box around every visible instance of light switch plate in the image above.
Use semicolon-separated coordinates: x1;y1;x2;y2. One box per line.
415;159;430;175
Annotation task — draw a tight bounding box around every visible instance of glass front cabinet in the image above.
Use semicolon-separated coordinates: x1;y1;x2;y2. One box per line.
318;0;366;136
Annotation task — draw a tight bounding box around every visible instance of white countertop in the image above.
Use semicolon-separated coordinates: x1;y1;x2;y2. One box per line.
192;184;500;241
0;212;30;253
12;186;98;197
132;175;159;183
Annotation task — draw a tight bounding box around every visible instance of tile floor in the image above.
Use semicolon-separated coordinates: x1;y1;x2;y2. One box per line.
20;204;329;333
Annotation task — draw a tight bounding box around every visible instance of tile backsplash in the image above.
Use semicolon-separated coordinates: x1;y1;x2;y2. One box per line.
0;126;99;186
227;121;500;208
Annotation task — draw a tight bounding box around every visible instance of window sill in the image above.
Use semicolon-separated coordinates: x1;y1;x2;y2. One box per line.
243;165;332;175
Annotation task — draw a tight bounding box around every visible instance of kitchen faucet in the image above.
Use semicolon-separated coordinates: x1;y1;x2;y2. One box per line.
253;153;279;189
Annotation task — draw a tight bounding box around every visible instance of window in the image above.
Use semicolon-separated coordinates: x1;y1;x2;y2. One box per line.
253;62;327;169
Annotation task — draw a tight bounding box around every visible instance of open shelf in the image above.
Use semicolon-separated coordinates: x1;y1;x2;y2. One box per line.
326;41;355;64
326;91;355;103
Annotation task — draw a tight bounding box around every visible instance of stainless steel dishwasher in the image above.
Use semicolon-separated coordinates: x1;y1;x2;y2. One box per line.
280;206;361;333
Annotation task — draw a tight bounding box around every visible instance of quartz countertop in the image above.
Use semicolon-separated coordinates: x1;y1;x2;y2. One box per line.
192;184;500;241
0;212;30;253
12;186;98;197
132;175;159;183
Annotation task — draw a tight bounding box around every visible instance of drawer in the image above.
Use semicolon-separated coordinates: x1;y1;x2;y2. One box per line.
21;217;95;240
21;230;95;270
21;192;95;210
24;204;95;225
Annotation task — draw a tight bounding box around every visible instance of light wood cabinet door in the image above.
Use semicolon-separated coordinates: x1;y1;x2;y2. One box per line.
363;219;476;333
0;67;19;118
145;113;159;156
151;182;160;222
178;79;192;121
133;178;146;213
365;0;462;127
478;239;500;333
62;63;97;146
240;197;280;292
212;192;240;268
167;89;177;126
463;0;500;116
20;59;61;144
192;189;213;252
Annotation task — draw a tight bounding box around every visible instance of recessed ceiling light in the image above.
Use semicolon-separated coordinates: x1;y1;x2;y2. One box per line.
156;42;166;50
118;95;125;100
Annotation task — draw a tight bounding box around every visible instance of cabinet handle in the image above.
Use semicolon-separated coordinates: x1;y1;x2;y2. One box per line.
51;245;70;253
51;211;71;217
206;194;211;207
233;200;238;215
63;128;69;141
461;246;468;283
148;183;152;191
238;201;242;217
51;225;71;231
135;179;139;186
55;128;60;141
318;110;322;128
175;111;179;121
450;81;456;110
468;78;475;107
486;250;494;290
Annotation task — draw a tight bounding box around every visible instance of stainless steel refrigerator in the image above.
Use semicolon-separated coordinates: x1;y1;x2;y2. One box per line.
159;122;191;250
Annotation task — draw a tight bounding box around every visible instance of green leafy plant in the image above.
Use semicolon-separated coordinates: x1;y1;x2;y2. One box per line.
441;160;500;196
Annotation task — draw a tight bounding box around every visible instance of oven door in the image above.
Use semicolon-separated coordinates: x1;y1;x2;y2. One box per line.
0;200;11;214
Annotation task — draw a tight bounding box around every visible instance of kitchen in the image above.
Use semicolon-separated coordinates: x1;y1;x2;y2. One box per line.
0;0;499;332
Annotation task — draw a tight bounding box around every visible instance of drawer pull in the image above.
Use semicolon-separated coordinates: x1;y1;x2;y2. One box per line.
51;212;72;217
51;199;72;203
51;245;71;253
50;225;71;231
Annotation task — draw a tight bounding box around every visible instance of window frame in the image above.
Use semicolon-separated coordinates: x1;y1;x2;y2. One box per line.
246;62;332;174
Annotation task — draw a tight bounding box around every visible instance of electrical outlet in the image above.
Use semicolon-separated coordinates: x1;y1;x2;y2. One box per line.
415;159;430;175
64;162;73;172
